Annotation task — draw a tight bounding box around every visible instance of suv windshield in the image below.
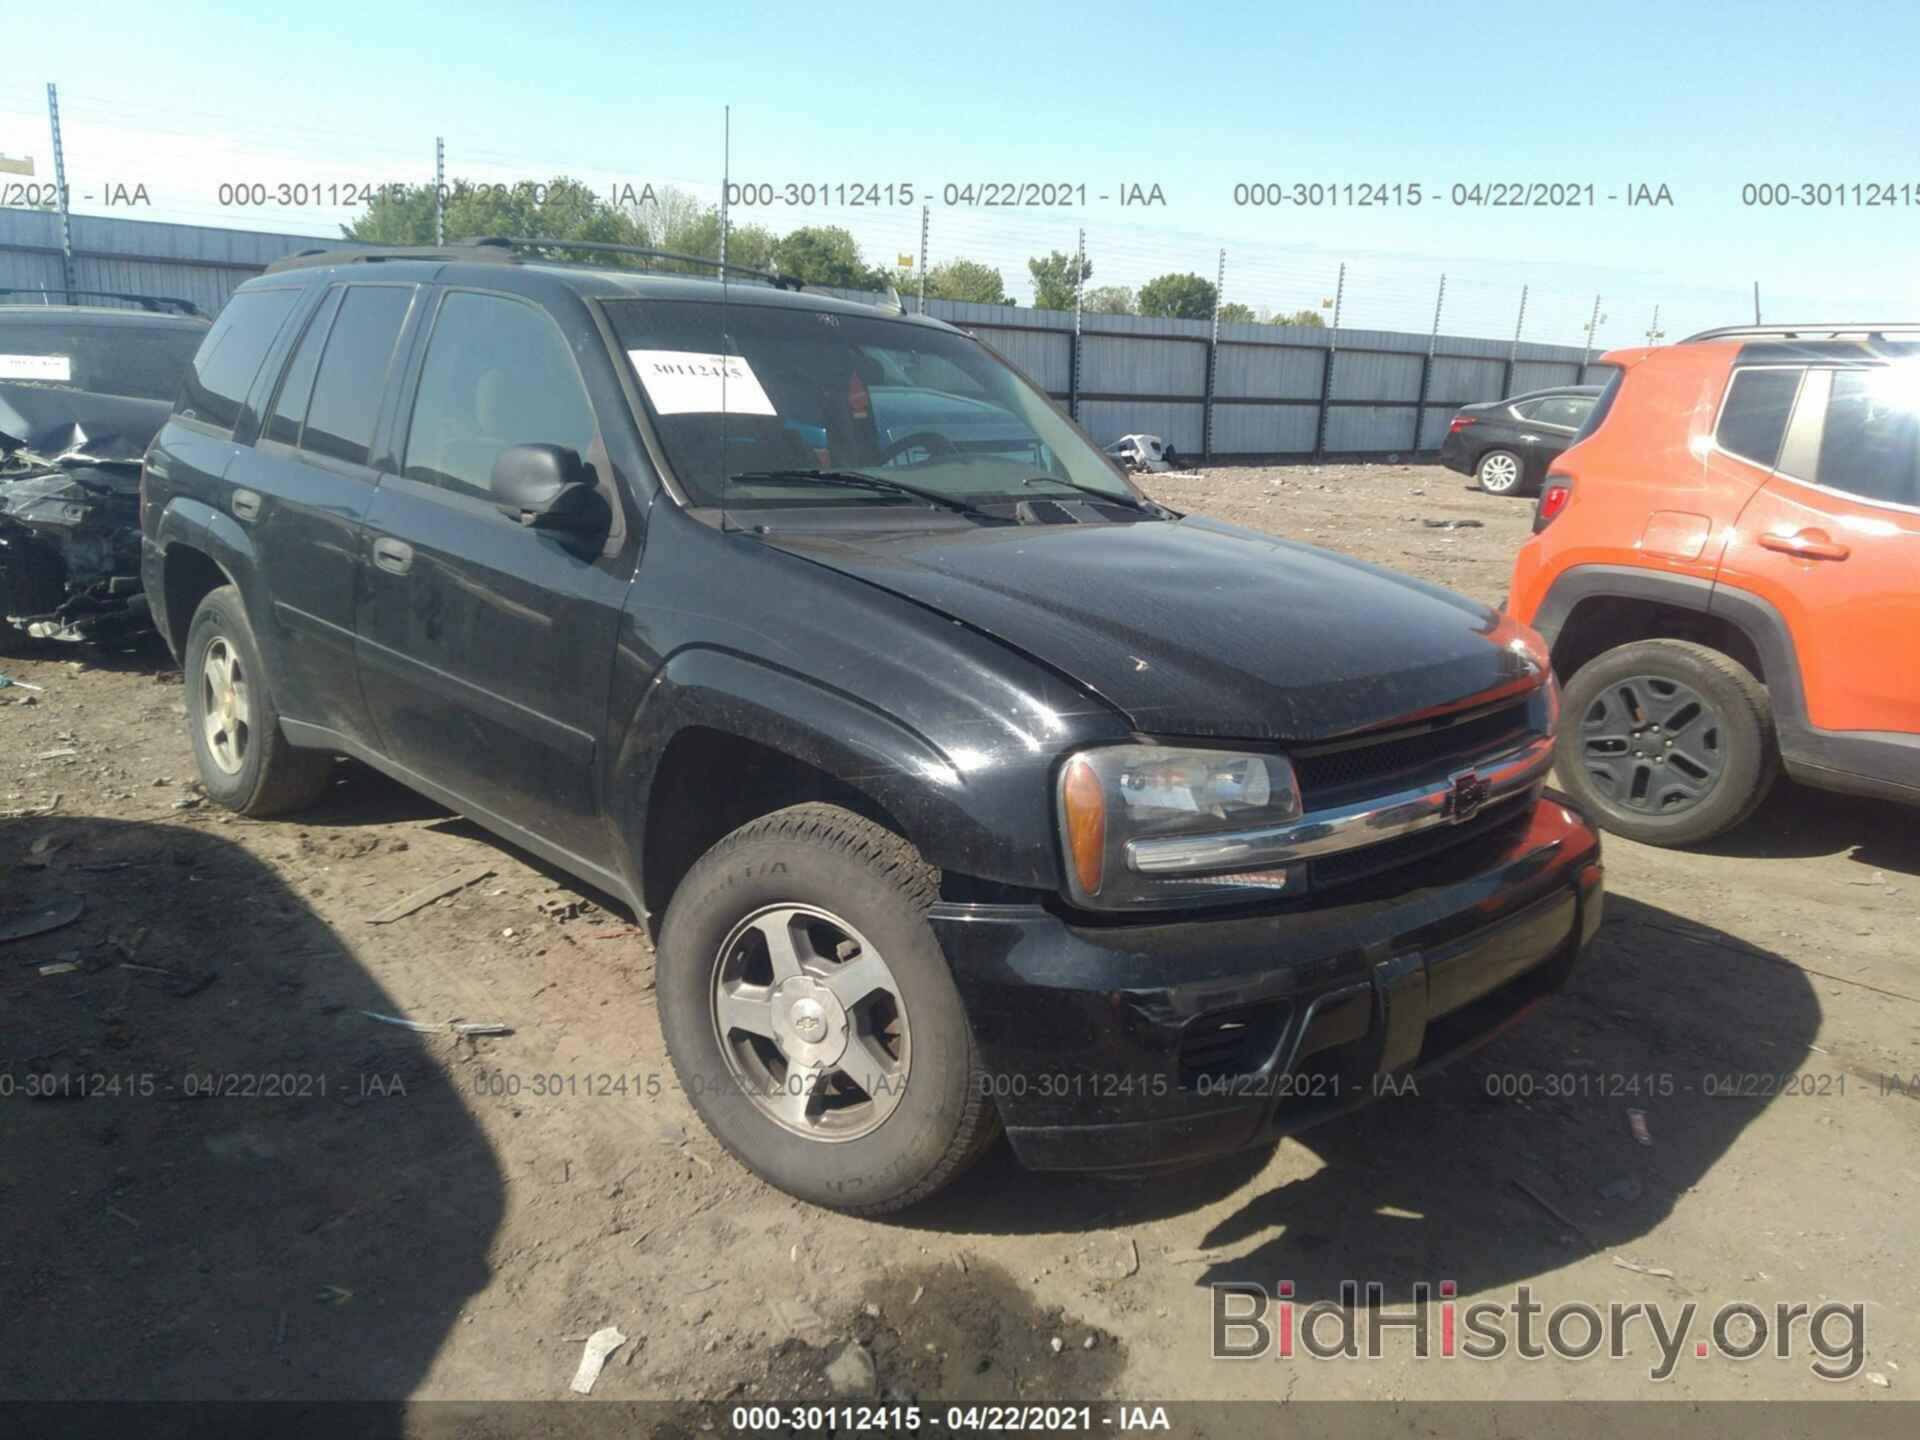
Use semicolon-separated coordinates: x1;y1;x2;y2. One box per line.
0;318;206;402
605;298;1135;509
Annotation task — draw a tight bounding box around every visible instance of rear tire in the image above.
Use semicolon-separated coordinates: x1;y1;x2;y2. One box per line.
656;803;997;1214
1555;639;1777;845
183;585;334;817
1475;449;1528;495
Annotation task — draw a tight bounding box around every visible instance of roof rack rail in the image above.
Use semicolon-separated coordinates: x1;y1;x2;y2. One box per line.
485;236;806;290
263;243;518;273
0;286;207;318
1681;323;1920;344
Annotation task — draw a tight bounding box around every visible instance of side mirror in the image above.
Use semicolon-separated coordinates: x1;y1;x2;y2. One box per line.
491;444;602;534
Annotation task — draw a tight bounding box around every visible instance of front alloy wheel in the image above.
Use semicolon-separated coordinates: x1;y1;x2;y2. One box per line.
711;904;910;1141
656;803;997;1214
200;636;253;775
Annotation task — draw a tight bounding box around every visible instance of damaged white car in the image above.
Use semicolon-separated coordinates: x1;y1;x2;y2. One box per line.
0;298;209;648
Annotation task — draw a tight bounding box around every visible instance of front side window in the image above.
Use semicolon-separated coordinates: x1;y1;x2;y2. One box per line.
402;291;597;498
176;288;302;430
1816;366;1920;507
301;285;413;466
604;298;1130;509
264;288;343;448
1716;368;1803;469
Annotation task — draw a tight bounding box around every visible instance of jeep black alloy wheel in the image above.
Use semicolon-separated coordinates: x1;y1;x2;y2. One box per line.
657;804;997;1213
1555;639;1777;846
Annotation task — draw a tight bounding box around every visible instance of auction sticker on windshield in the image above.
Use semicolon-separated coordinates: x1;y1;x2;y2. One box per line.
0;353;72;382
627;349;776;416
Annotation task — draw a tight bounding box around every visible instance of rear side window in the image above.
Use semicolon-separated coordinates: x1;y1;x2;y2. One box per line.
1530;394;1594;428
301;285;413;466
402;291;597;499
1816;368;1919;507
176;288;302;431
263;288;343;447
1716;368;1803;469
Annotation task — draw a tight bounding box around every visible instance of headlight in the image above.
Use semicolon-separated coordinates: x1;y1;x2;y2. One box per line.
1055;745;1305;911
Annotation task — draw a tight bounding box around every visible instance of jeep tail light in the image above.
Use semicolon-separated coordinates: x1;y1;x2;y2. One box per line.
1533;476;1573;532
1448;415;1478;434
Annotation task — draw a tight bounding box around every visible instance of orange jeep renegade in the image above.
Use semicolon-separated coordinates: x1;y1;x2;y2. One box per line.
1508;325;1920;845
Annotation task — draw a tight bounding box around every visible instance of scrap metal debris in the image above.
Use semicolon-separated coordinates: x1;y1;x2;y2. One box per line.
364;863;496;924
362;1011;511;1038
568;1326;627;1395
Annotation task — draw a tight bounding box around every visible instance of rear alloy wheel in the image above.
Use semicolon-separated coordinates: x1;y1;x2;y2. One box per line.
657;803;997;1214
1555;639;1777;846
1475;449;1526;495
183;584;335;817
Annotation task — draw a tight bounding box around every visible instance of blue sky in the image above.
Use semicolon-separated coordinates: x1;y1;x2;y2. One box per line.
5;0;1918;343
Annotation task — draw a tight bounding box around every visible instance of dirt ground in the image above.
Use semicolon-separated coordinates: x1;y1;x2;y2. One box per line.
2;462;1915;1412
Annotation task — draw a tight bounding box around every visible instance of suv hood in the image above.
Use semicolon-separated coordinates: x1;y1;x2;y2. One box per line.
765;516;1536;740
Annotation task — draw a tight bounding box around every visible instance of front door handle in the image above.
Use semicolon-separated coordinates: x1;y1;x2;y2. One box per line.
1759;528;1850;562
370;537;414;576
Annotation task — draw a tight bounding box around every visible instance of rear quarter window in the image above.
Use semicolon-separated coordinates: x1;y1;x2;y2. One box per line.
176;288;303;431
1715;367;1804;469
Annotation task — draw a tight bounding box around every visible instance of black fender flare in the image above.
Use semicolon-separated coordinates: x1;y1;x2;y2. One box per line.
610;646;1067;918
150;497;260;649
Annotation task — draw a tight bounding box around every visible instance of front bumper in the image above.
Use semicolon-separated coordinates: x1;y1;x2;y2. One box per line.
929;792;1603;1173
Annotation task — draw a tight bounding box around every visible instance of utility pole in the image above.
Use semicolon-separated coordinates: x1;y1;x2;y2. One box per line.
1644;305;1665;346
433;136;445;246
46;84;74;305
917;204;929;314
1315;262;1345;459
1753;281;1762;325
1582;294;1602;368
1069;226;1084;421
1198;247;1228;462
1501;285;1528;397
718;106;730;277
1413;273;1446;452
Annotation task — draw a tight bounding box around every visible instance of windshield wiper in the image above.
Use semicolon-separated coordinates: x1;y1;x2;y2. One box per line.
1021;475;1158;514
729;469;992;517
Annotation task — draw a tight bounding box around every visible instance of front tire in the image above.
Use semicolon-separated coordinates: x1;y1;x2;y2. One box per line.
1475;449;1528;495
1555;639;1777;845
656;803;997;1214
183;585;334;817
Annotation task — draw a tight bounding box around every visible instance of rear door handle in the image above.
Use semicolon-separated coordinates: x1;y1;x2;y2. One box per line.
1759;529;1849;562
370;537;414;576
230;488;262;522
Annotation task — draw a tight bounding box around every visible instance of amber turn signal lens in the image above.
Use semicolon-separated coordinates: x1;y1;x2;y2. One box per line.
1060;755;1107;898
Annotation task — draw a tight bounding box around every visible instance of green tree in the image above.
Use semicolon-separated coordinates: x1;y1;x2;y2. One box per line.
1081;285;1135;315
1136;272;1218;320
1027;249;1093;311
921;258;1011;305
771;225;884;289
1272;308;1327;329
344;176;645;264
1216;301;1257;324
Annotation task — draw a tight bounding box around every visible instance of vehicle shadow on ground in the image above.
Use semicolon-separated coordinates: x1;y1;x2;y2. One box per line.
910;895;1818;1304
1689;779;1920;876
0;817;503;1422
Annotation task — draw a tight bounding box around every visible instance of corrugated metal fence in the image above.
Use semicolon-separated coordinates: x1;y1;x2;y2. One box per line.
1;207;1607;459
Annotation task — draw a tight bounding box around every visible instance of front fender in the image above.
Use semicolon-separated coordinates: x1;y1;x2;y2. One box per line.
612;646;1078;910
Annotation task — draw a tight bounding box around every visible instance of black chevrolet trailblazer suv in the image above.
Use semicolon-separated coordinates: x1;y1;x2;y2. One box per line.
141;242;1604;1212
